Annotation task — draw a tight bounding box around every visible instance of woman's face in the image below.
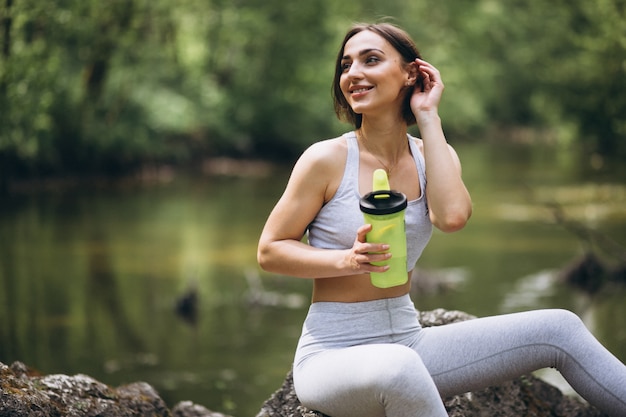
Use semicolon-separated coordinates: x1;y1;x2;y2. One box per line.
339;30;412;120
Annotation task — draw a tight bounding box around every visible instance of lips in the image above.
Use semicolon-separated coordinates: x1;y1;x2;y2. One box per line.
350;85;374;96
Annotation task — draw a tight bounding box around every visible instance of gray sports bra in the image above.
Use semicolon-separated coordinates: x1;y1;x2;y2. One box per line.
307;131;433;271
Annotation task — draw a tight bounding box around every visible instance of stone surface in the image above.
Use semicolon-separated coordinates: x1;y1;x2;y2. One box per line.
256;309;609;417
0;361;169;417
0;308;610;417
172;401;233;417
256;368;607;417
0;361;231;417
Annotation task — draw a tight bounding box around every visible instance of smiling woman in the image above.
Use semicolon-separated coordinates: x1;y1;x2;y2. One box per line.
333;24;423;129
256;22;626;417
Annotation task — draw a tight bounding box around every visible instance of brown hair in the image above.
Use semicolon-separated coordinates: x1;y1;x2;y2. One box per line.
332;23;423;128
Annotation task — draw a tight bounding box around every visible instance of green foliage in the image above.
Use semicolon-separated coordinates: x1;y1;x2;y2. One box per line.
475;0;626;153
1;0;625;178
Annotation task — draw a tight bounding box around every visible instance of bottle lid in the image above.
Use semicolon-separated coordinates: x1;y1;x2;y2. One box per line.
359;190;407;215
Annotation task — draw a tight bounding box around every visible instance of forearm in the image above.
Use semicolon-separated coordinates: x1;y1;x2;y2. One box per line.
418;113;472;232
258;238;352;279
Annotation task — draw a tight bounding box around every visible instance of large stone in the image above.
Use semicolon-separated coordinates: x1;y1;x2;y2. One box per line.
256;368;606;417
256;309;609;417
0;361;230;417
0;361;169;417
0;309;610;417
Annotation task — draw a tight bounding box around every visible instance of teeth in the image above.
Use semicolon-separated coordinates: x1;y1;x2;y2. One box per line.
353;87;371;93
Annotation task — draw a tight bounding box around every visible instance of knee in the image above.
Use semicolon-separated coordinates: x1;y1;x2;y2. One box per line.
548;309;585;334
533;309;589;348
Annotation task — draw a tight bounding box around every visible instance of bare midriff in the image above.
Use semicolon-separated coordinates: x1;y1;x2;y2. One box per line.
311;272;412;303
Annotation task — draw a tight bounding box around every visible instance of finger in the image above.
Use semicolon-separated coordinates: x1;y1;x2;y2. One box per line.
367;251;392;263
415;60;440;79
350;244;390;271
359;257;391;273
350;252;384;271
415;58;437;71
420;73;432;91
355;223;372;243
419;67;438;84
366;242;390;253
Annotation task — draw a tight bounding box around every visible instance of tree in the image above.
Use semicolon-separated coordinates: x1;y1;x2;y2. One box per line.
1;0;624;181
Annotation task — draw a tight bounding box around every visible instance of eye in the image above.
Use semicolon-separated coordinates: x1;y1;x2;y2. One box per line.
363;54;382;65
340;62;351;72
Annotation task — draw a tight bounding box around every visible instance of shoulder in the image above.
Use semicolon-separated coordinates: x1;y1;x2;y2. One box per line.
291;134;349;202
408;134;425;156
300;135;348;167
293;135;348;181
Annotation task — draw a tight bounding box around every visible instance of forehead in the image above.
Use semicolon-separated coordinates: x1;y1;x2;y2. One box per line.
343;30;395;57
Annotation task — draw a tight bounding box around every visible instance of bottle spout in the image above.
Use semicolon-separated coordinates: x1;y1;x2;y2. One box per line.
373;169;390;199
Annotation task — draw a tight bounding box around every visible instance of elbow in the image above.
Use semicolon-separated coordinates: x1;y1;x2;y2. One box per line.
433;207;472;233
257;245;272;272
257;239;280;273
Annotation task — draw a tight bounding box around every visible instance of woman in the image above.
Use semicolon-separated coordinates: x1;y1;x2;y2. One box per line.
257;22;626;416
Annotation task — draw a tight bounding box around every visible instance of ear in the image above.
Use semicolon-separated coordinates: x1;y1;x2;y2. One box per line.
404;61;419;86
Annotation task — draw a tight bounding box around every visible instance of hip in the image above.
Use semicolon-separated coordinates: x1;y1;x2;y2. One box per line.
294;294;423;368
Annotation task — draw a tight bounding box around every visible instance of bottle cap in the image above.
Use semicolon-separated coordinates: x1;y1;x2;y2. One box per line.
359;190;407;215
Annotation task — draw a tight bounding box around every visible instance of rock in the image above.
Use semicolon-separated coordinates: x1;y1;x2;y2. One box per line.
443;375;607;417
0;308;610;417
0;361;231;417
257;370;606;417
256;308;609;417
0;360;169;417
417;308;476;326
558;252;609;294
171;401;233;417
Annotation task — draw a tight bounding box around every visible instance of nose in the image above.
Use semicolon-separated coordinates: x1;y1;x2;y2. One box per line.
345;61;363;80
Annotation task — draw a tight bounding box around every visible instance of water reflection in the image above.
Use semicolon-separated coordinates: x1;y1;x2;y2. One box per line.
0;142;625;416
501;269;559;312
87;232;146;353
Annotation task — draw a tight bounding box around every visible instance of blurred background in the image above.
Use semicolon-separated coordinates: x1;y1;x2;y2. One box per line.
0;0;625;416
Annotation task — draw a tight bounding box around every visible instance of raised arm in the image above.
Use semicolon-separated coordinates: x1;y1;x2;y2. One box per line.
411;58;472;232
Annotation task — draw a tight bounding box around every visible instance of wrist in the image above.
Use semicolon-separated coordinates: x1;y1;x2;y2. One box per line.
415;111;440;126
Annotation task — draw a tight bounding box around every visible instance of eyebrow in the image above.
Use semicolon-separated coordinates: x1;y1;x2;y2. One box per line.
341;48;385;61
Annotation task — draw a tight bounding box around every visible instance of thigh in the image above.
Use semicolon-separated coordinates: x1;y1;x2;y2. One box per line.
413;309;581;397
294;343;447;417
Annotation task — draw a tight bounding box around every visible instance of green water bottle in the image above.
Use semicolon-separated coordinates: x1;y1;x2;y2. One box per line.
359;169;408;288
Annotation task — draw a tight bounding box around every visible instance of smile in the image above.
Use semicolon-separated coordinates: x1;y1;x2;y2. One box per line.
350;86;374;95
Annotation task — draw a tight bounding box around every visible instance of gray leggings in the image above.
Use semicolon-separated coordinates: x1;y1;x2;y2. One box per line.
293;294;626;417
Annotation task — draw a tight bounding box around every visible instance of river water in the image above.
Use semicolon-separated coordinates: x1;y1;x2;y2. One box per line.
1;141;625;416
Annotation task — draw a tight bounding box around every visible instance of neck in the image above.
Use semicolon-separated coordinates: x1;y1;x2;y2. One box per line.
356;121;408;177
358;118;408;158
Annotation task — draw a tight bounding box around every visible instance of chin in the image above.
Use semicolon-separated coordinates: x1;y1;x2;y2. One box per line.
349;104;369;115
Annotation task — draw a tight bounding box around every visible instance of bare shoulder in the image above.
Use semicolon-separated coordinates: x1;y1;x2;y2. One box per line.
409;135;425;155
294;136;347;182
292;135;348;202
301;136;347;168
